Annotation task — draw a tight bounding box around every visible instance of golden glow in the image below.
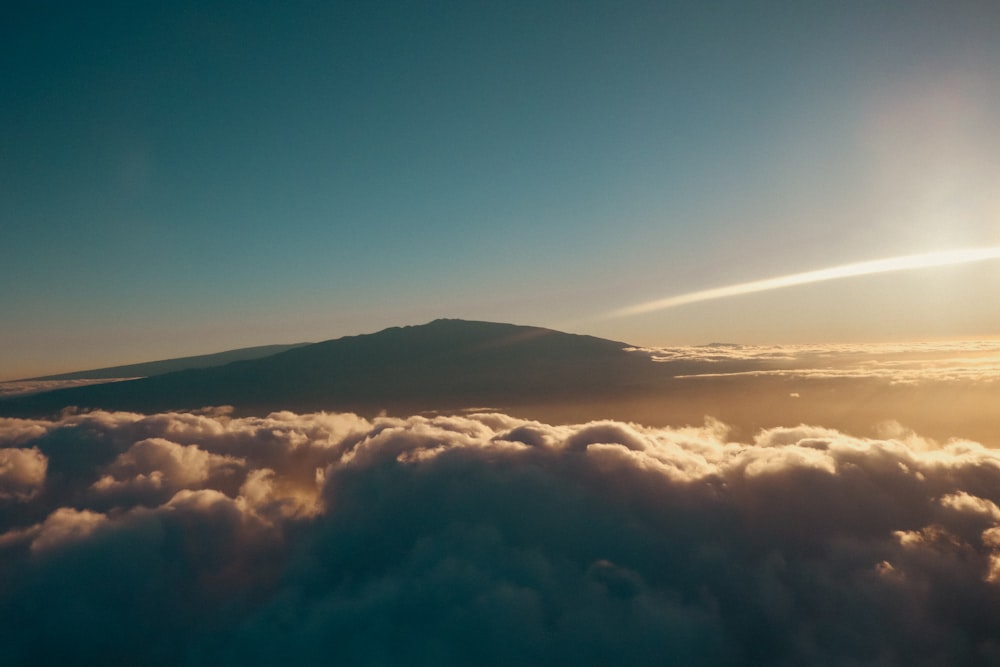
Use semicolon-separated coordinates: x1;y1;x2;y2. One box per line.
612;246;1000;318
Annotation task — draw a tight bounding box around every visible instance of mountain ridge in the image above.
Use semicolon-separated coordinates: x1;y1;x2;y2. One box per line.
0;319;652;418
4;319;999;448
20;343;312;382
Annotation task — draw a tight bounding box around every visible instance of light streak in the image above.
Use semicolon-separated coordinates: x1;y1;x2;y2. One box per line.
612;246;1000;318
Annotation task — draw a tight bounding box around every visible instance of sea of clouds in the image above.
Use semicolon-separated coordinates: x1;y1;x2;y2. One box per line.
2;407;1000;665
633;339;1000;384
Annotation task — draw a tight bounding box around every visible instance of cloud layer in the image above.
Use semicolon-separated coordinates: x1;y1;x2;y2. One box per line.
2;408;1000;665
0;378;136;398
632;339;1000;384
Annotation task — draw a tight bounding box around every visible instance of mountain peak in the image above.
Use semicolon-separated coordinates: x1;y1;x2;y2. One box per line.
0;320;647;418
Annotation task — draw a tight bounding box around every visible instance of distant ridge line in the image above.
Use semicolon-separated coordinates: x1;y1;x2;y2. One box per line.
24;343;312;381
0;319;646;417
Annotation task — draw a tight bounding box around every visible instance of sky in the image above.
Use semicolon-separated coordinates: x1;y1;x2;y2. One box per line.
4;1;1000;379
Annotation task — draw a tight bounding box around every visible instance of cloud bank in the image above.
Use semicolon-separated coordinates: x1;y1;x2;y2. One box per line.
2;408;1000;665
632;339;1000;384
0;378;136;398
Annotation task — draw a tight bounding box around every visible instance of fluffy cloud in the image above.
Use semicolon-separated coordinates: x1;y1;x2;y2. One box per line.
0;417;51;446
2;408;1000;665
89;437;245;506
0;447;47;501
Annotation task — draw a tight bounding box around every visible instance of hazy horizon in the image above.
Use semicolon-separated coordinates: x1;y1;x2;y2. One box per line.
5;314;1000;383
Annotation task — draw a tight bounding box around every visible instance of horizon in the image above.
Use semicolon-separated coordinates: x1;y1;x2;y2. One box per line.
6;314;1000;383
4;316;999;450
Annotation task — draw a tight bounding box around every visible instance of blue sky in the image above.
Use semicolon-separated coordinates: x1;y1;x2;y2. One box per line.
3;1;1000;379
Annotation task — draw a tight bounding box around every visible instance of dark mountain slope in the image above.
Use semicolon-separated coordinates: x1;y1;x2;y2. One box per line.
0;320;656;418
23;343;311;381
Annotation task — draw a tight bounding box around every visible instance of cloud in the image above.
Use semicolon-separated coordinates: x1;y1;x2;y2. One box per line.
0;417;51;446
0;447;47;501
89;437;245;508
631;340;1000;384
0;378;134;398
610;246;1000;317
2;408;1000;665
29;507;109;552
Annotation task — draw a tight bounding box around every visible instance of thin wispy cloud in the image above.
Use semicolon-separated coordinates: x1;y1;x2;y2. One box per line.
0;379;137;399
612;246;1000;317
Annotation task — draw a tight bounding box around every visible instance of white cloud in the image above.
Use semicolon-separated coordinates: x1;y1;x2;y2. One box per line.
30;507;109;552
2;408;1000;665
633;340;1000;384
0;418;52;447
99;437;244;489
0;447;47;501
0;379;130;398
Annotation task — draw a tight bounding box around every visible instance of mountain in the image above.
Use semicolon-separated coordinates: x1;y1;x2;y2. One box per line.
23;343;312;381
3;319;998;447
0;320;658;418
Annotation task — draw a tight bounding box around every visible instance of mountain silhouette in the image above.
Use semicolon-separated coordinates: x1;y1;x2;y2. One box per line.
0;320;658;417
4;319;998;448
23;343;311;381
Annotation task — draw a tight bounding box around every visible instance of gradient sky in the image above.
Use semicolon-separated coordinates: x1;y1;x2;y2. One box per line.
4;1;1000;379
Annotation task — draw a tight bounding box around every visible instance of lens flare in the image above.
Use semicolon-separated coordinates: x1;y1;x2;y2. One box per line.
612;246;1000;318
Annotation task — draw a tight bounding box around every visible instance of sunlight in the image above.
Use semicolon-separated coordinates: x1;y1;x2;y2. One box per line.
612;246;1000;318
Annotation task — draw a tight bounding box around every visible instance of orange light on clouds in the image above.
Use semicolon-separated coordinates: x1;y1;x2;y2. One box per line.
612;246;1000;318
